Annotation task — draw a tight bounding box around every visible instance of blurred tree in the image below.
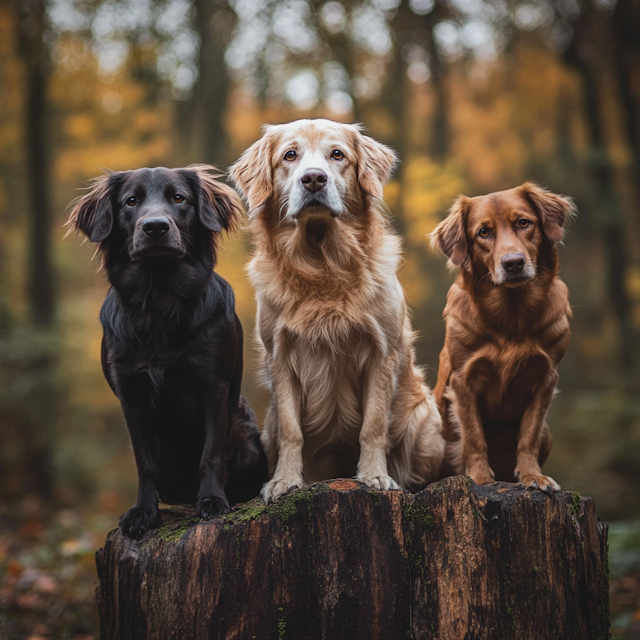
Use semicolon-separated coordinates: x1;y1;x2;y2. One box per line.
562;0;636;374
6;0;58;502
175;0;236;167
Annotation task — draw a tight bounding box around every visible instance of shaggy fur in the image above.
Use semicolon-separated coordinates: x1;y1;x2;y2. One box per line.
66;165;267;537
430;182;576;491
230;119;444;503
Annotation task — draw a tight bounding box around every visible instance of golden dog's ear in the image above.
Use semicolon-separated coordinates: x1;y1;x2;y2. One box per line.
66;172;123;242
183;164;245;234
354;130;398;199
228;129;273;214
430;195;472;266
518;182;577;243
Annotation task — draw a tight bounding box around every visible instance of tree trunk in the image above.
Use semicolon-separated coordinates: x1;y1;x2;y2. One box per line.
96;476;609;640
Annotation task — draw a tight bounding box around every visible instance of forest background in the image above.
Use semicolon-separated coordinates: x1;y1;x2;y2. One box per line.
1;0;640;638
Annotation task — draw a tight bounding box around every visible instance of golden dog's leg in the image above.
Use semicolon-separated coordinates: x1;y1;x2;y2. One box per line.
356;357;400;491
514;371;560;492
450;373;495;485
260;359;305;503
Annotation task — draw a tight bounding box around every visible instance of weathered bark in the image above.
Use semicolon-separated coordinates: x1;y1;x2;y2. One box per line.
96;476;609;640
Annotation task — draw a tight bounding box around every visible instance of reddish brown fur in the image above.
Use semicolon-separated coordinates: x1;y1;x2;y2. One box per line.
431;183;576;490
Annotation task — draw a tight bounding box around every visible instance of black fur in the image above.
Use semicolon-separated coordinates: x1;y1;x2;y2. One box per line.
67;165;267;538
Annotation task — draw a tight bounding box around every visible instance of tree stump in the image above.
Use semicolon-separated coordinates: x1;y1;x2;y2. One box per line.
95;476;609;640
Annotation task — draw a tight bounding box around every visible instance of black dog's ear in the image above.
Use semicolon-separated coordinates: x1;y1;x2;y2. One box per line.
66;173;118;242
430;195;472;266
185;164;245;233
518;182;577;243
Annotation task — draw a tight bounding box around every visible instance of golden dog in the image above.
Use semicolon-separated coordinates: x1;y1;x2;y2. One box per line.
431;183;576;490
230;119;444;502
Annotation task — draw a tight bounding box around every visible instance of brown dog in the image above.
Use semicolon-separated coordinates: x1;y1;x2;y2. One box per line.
230;119;444;503
430;183;576;490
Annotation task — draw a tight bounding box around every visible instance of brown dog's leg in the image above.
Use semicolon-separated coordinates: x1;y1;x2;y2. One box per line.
515;371;560;491
450;372;495;484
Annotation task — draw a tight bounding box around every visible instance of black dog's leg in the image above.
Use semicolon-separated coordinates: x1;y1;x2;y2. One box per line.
118;390;161;538
197;387;231;519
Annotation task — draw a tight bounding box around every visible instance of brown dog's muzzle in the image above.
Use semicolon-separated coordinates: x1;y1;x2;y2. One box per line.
501;253;525;274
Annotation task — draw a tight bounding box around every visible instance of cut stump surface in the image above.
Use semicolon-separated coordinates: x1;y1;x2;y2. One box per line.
96;476;609;640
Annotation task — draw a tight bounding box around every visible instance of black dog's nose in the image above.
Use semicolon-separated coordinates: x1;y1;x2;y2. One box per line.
501;253;526;273
142;218;170;239
301;170;328;194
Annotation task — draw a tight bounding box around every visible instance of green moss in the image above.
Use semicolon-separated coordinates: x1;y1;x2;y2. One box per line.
368;489;381;507
270;485;328;530
277;606;286;638
223;499;269;530
568;491;583;518
403;498;434;529
156;518;198;543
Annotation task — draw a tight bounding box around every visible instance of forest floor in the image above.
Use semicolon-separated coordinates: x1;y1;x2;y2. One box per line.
0;499;638;639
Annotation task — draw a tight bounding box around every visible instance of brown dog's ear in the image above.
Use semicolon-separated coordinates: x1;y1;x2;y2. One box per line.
66;173;119;242
184;164;244;233
518;182;577;243
430;195;472;266
354;129;398;199
228;129;274;214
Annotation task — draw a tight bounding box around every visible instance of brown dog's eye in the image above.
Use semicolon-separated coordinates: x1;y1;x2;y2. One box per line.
284;150;297;161
331;149;344;160
478;228;491;238
127;197;137;206
518;218;530;228
174;194;184;203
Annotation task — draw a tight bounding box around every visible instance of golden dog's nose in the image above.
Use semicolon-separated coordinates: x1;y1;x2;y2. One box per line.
301;170;328;193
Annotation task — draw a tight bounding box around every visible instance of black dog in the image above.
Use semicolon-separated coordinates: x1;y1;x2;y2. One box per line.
67;164;267;538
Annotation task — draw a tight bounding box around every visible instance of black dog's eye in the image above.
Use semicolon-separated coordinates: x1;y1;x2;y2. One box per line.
284;150;297;161
174;194;185;203
518;218;531;228
126;197;137;206
331;149;344;160
478;228;491;238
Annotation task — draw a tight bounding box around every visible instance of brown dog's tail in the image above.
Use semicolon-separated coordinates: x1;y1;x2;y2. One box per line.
225;396;268;505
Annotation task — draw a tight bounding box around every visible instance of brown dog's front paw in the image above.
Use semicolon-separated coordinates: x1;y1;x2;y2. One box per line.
465;463;496;485
519;474;560;492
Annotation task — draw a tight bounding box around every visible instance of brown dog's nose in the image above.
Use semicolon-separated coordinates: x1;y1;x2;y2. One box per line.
142;217;170;238
501;253;525;273
301;170;328;194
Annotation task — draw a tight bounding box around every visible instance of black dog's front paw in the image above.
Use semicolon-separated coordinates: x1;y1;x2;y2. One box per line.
119;506;160;539
197;495;231;520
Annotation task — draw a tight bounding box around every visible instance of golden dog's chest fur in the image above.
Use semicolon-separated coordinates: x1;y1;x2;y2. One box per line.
232;119;444;501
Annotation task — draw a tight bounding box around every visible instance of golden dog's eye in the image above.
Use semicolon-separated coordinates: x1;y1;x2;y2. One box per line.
127;197;137;206
518;218;530;228
478;228;491;238
284;150;297;161
331;149;344;160
174;194;184;203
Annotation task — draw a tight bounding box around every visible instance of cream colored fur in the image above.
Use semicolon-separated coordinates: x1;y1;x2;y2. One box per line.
230;119;444;502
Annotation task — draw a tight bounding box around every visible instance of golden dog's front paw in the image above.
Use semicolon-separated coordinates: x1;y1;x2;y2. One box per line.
519;474;560;492
356;474;401;491
261;476;303;503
